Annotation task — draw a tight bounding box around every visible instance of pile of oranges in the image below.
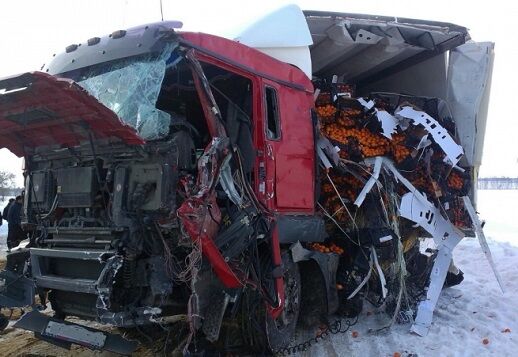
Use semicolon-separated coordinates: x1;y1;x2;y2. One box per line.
317;99;414;163
322;124;392;158
322;173;364;204
391;134;412;163
316;104;337;120
309;242;345;255
315;92;332;106
447;171;465;190
406;165;434;196
315;91;471;231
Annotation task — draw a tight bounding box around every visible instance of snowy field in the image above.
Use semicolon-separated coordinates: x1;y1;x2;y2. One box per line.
299;189;518;357
0;191;516;356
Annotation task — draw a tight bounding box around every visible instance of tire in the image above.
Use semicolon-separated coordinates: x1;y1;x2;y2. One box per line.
264;252;301;351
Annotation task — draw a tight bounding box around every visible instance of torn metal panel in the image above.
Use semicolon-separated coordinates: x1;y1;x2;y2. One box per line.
396;106;464;166
317;136;340;169
357;98;403;139
96;255;123;311
178;193;241;288
462;196;504;293
376;111;398;139
354;156;383;207
399;192;465;246
357;97;374;110
397;187;464;336
14;310;138;354
411;241;460;336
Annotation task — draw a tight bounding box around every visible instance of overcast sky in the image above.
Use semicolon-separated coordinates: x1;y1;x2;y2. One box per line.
0;0;516;185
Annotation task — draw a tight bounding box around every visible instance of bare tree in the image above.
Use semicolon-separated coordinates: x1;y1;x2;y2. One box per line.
0;171;15;200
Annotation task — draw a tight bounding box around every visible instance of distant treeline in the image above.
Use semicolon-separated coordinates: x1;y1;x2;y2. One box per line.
0;187;24;200
478;177;518;190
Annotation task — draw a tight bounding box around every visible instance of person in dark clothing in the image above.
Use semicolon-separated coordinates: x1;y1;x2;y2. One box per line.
6;196;24;252
2;198;14;221
1;198;14;228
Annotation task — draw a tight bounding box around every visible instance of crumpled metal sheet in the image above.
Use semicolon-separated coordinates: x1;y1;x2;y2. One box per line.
14;310;138;354
446;42;495;167
396;106;464;166
304;10;469;81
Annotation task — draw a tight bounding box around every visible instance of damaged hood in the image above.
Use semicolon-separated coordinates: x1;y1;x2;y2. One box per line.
0;71;145;157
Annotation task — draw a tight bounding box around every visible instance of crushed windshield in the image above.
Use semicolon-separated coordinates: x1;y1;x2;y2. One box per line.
77;44;177;140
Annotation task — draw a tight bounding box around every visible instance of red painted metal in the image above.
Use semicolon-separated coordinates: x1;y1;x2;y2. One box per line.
179;32;313;93
260;79;316;214
182;37;317;316
177;57;244;288
0;72;144;156
177;193;242;288
267;224;285;319
185;36;316;214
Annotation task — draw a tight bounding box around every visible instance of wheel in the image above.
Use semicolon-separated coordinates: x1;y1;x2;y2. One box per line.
234;250;301;353
264;252;301;351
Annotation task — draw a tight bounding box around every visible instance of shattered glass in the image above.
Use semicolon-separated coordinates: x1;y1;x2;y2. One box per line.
78;45;174;140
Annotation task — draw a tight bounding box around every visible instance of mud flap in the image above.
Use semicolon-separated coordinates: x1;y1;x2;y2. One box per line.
290;242;339;314
14;310;138;355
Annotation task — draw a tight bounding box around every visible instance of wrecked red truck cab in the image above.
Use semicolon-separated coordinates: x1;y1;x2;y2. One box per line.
0;7;496;355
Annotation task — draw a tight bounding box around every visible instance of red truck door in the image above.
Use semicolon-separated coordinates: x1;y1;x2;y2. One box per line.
261;79;315;213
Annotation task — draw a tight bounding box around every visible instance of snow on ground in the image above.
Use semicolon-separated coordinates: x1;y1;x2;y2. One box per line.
299;189;518;357
299;237;517;357
0;191;516;356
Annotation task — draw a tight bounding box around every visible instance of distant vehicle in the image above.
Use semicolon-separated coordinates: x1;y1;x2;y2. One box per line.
0;5;494;354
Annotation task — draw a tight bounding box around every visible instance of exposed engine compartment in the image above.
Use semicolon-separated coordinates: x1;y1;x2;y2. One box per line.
27;138;183;322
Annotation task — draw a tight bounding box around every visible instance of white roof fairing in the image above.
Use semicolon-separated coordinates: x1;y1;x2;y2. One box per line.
235;4;313;79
